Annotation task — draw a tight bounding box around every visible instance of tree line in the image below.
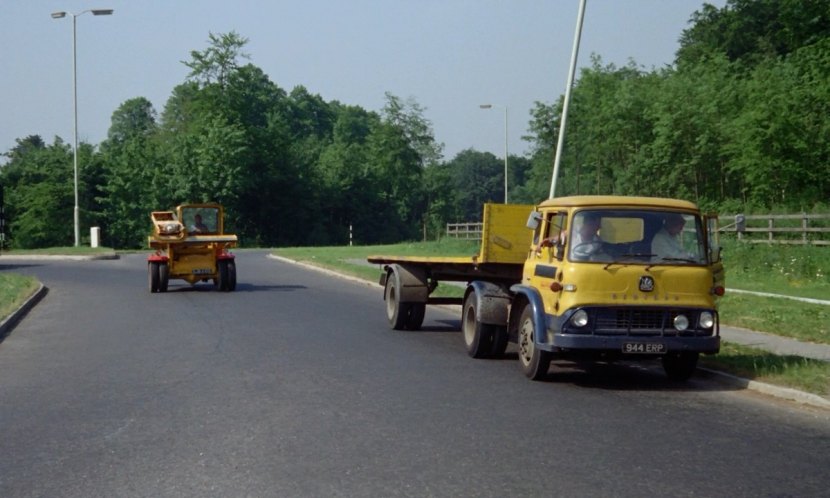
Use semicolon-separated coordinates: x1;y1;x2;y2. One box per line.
1;0;827;249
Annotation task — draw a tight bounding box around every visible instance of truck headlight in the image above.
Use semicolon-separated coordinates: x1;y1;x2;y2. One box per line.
571;309;589;328
673;314;689;331
699;311;715;329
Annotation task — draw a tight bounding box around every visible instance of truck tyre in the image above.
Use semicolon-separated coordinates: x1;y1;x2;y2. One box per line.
159;263;169;292
217;260;229;291
385;276;410;330
662;352;699;381
148;262;160;293
462;293;494;358
227;260;237;291
490;326;508;357
518;304;551;380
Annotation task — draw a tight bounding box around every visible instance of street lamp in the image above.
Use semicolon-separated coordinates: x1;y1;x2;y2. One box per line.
479;104;509;203
51;9;114;247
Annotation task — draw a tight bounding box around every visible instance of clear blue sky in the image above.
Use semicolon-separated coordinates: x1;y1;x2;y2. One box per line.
1;0;723;164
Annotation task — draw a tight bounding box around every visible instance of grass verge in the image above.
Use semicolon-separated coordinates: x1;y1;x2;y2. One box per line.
0;273;39;321
701;342;830;396
2;246;115;256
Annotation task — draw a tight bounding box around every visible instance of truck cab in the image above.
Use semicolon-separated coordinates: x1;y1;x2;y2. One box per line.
512;196;724;380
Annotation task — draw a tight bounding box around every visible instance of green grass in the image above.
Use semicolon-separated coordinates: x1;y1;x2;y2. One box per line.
701;342;830;396
718;294;830;344
0;273;39;321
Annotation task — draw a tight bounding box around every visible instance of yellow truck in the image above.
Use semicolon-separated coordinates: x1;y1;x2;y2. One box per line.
147;203;238;293
368;196;725;381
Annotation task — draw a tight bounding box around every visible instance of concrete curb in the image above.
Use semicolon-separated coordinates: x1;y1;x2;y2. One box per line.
270;252;830;411
0;283;47;342
699;368;830;410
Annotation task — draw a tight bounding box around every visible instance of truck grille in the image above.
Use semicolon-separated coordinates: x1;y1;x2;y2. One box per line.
590;308;710;336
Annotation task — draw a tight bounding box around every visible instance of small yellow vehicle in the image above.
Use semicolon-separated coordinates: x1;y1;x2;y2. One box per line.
147;202;238;292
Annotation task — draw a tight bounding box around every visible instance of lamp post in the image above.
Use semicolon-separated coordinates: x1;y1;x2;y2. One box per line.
479;104;508;203
51;9;113;247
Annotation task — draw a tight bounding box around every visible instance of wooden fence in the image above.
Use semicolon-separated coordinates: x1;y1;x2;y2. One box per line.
719;213;830;246
446;222;483;240
448;213;830;246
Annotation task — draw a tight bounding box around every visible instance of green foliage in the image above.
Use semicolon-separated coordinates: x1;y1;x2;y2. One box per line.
3;0;829;249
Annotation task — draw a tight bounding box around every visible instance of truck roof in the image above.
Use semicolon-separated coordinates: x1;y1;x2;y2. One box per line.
538;195;699;211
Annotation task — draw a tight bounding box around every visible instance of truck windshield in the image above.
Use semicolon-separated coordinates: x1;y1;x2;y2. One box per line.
568;209;706;265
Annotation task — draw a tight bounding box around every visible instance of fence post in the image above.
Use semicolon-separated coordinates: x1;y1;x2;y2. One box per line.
803;212;808;244
768;216;774;243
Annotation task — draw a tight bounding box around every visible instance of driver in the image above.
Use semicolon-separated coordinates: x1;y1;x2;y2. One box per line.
569;212;603;260
572;212;601;246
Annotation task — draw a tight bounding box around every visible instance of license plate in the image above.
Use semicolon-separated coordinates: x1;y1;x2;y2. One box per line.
192;268;212;275
622;342;666;354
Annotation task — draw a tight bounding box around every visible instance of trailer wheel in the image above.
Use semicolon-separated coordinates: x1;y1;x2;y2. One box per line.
662;352;699;381
158;263;169;292
148;262;160;293
385;276;409;330
404;303;425;330
518;304;551;380
227;260;237;291
217;260;230;292
462;293;494;358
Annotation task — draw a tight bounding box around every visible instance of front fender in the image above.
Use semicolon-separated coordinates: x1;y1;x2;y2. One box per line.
510;284;547;345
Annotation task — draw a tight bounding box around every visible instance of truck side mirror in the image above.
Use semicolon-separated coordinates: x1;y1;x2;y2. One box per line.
526;211;542;230
735;214;746;233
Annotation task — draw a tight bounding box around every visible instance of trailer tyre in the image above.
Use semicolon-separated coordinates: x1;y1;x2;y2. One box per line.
159;263;169;292
518;304;551;380
148;262;160;293
405;303;425;330
462;293;494;358
662;352;699;381
385;276;409;330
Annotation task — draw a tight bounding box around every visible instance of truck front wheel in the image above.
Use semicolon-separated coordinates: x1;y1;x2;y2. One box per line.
662;352;699;381
518;304;551;380
462;293;494;358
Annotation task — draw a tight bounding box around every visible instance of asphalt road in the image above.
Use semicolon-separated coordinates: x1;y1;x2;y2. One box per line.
1;251;828;497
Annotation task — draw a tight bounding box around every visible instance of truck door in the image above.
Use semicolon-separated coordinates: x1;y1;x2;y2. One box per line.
526;211;567;285
705;213;725;291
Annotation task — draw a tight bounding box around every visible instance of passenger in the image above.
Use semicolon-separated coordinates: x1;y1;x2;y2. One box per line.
651;214;691;259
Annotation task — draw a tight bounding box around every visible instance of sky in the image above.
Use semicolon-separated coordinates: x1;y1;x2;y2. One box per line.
1;0;725;164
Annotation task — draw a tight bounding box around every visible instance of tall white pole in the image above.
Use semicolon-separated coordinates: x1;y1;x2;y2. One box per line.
503;106;509;204
549;0;587;199
72;14;80;247
53;9;112;246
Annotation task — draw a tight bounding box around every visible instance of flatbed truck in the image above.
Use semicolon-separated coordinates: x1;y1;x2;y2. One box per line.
368;196;725;381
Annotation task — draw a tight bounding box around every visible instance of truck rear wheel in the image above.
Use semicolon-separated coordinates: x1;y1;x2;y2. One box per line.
662;352;699;381
148;262;160;293
405;303;425;330
490;326;508;357
462;293;494;358
518;304;551;380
